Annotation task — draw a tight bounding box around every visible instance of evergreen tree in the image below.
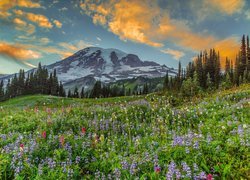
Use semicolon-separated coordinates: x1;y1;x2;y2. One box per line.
80;87;85;98
73;86;79;98
67;89;72;98
206;73;213;90
247;35;250;71
164;71;169;90
239;35;247;77
143;83;149;94
225;57;230;75
214;51;221;88
90;81;102;98
177;61;182;88
0;80;4;101
58;82;65;97
195;53;203;87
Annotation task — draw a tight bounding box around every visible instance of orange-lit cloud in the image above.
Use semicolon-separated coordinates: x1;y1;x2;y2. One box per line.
26;12;53;29
79;0;216;49
0;11;11;18
80;0;241;64
13;17;36;35
161;48;185;60
80;0;163;47
53;20;62;28
0;0;41;11
0;0;41;20
0;42;41;62
13;18;27;26
206;0;245;15
57;40;93;58
14;10;61;29
214;36;240;67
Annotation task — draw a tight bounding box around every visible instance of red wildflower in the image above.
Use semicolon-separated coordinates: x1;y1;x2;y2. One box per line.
59;136;65;146
81;127;86;134
154;166;161;173
207;174;213;180
42;131;46;139
20;143;24;151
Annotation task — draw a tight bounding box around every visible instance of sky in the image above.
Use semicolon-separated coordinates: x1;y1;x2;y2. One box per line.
0;0;250;74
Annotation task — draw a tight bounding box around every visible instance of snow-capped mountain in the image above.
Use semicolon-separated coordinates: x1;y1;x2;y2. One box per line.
47;47;176;84
0;47;176;89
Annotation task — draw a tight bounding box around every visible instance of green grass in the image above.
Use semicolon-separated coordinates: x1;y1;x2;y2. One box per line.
0;84;249;179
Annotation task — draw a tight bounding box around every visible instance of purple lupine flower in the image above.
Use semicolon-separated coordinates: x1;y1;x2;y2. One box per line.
144;152;150;162
206;134;213;144
153;155;159;166
175;168;181;179
113;168;121;179
193;163;199;172
121;160;129;170
199;171;206;179
172;136;184;146
75;156;81;164
237;125;244;137
193;141;199;149
166;161;176;180
130;162;137;175
182;162;192;178
47;158;56;169
61;162;67;173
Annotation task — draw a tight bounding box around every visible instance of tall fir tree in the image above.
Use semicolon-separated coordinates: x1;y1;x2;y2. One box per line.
80;87;85;98
247;35;250;71
0;80;4;101
73;86;79;98
164;71;169;90
240;35;247;76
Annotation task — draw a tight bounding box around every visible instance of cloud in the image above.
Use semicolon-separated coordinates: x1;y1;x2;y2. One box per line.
26;12;53;28
13;18;27;26
58;40;93;53
92;14;107;25
0;0;41;11
245;10;250;20
13;9;54;29
161;48;185;60
96;37;102;41
0;0;41;20
53;20;62;28
80;0;163;47
59;7;68;11
0;41;41;65
13;9;24;16
13;17;36;35
80;0;241;65
206;0;245;15
0;11;11;19
17;36;51;45
17;0;41;8
214;36;240;67
79;0;217;49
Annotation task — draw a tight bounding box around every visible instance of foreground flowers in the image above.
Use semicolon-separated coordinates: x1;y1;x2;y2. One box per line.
0;85;249;179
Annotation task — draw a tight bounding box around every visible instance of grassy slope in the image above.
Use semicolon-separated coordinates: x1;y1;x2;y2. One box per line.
0;84;249;179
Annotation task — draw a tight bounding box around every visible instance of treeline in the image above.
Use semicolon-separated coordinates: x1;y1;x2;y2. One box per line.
67;81;150;98
163;34;250;96
0;63;65;101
